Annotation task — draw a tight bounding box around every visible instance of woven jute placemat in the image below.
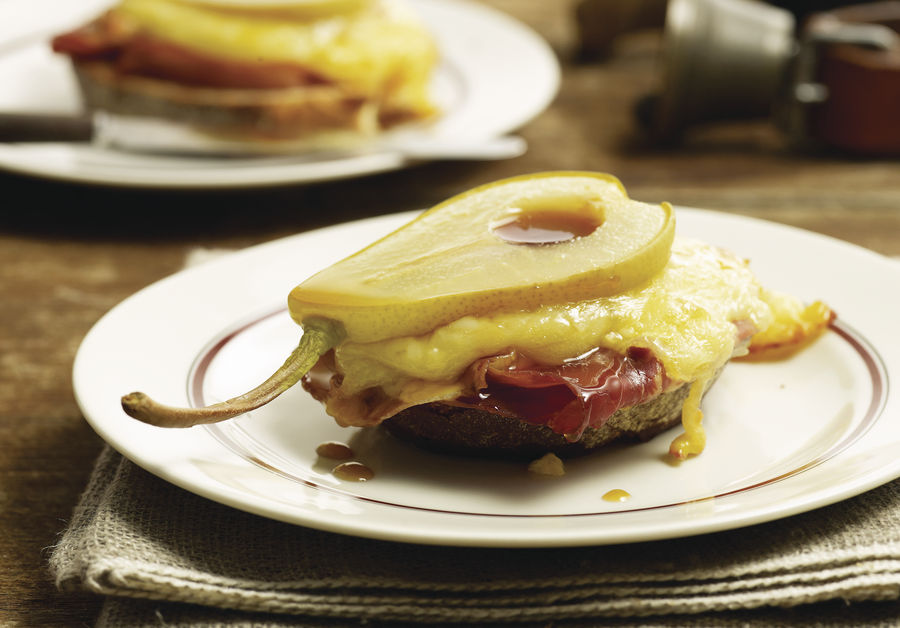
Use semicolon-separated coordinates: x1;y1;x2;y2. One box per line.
51;250;900;625
49;446;900;626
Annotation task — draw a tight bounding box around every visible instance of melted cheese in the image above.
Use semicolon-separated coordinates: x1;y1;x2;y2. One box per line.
114;0;437;110
745;294;833;359
324;238;826;456
668;378;708;459
335;239;775;395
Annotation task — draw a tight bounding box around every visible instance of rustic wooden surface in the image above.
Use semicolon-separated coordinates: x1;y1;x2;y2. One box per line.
2;1;899;625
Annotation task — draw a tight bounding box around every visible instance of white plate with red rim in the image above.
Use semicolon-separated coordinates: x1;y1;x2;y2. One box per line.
74;207;900;547
0;0;558;187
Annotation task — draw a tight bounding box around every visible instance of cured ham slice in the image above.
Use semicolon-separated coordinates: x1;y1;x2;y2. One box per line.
52;13;329;89
303;346;673;441
458;347;668;441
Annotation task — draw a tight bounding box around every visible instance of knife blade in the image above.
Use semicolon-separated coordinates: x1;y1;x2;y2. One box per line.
0;111;527;160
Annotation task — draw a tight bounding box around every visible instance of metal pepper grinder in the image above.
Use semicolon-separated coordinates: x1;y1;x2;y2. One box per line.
636;0;795;143
578;0;900;155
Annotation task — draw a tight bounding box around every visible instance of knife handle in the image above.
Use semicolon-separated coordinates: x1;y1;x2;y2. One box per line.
0;113;93;142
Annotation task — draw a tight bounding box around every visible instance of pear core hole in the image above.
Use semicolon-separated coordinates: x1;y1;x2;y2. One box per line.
491;208;603;245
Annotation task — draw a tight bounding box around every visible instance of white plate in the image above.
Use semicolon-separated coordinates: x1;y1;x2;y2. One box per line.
0;0;558;188
74;208;900;547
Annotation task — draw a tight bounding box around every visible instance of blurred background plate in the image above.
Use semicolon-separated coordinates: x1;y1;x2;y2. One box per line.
0;0;559;188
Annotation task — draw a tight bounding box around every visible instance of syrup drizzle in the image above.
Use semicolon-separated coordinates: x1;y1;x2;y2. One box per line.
602;489;631;503
316;441;354;460
492;209;601;245
332;461;375;482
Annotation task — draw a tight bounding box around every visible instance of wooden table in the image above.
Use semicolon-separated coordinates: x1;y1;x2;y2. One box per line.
2;1;898;625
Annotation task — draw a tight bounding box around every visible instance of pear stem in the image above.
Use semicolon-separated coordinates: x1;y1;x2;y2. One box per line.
121;318;344;428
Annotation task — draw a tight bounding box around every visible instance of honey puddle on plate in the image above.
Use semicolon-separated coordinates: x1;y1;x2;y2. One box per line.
316;441;375;482
602;489;631;503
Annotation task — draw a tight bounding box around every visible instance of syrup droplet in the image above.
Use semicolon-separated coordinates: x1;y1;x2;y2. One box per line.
332;461;374;482
492;209;601;245
602;489;631;503
316;441;354;460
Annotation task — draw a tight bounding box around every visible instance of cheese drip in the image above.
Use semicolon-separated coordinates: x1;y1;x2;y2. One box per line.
668;378;708;459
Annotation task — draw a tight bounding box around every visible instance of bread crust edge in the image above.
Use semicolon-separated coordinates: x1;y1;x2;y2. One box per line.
382;370;724;460
72;61;385;139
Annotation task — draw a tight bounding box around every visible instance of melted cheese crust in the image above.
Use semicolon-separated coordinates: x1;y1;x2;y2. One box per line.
334;239;777;398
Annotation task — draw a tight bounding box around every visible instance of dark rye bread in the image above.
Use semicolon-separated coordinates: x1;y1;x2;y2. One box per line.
382;380;693;460
382;366;728;460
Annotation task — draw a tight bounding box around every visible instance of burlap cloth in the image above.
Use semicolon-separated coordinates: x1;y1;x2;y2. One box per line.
49;445;900;627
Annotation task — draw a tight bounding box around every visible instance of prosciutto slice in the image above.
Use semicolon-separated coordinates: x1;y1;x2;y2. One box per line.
52;12;330;89
304;345;675;440
458;347;668;441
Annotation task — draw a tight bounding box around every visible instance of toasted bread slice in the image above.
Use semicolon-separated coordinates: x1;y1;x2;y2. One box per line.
74;61;385;140
381;363;729;460
382;381;692;460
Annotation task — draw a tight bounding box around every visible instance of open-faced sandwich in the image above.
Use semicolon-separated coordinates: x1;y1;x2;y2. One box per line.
51;0;438;143
121;172;833;461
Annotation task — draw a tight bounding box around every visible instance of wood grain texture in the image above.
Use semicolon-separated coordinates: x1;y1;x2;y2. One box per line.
1;1;898;625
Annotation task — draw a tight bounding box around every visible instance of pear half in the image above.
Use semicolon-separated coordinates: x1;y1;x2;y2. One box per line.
290;172;675;343
123;171;674;427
